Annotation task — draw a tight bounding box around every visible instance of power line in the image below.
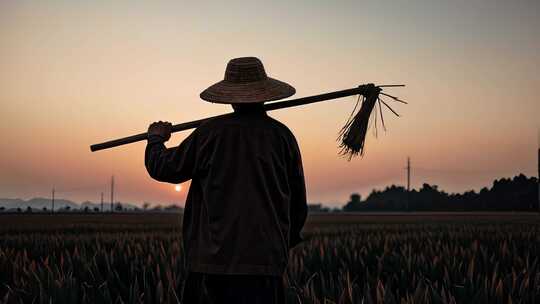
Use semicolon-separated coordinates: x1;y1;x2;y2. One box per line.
42;179;113;213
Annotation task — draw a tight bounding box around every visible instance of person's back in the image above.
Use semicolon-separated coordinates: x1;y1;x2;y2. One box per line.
144;57;307;303
183;106;306;274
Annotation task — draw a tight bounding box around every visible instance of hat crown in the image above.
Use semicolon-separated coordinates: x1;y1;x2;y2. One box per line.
200;56;295;104
224;57;268;83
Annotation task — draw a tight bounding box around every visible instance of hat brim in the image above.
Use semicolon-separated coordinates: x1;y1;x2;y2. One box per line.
200;77;296;104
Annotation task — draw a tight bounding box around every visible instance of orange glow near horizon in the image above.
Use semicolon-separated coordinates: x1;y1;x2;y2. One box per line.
0;1;538;207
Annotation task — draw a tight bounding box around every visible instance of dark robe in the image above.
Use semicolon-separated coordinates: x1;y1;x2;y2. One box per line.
145;108;307;278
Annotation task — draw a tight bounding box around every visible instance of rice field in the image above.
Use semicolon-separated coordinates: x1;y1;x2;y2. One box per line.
1;213;539;303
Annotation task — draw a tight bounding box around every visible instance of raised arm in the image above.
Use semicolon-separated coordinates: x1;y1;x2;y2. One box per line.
145;121;198;184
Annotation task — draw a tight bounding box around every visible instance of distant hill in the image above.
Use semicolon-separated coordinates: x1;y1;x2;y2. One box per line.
0;197;78;210
0;197;138;211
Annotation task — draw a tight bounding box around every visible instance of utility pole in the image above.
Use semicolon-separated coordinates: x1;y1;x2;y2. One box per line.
100;192;104;213
110;175;115;213
51;186;55;214
406;157;411;212
537;128;540;214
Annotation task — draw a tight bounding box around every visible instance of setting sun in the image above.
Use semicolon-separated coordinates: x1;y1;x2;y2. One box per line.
175;185;182;192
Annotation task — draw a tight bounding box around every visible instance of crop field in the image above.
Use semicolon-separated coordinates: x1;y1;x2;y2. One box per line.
1;213;540;303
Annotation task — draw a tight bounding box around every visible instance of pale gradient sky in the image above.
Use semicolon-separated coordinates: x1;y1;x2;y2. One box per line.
1;0;539;207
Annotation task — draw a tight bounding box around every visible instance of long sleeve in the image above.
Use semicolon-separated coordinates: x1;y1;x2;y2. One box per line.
288;137;308;249
145;130;199;184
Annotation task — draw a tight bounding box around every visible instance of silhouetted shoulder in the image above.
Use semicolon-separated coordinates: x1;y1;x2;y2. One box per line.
193;113;299;151
192;114;234;134
266;116;298;142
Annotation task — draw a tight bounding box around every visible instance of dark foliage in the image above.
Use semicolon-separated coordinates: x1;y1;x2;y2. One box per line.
343;174;539;212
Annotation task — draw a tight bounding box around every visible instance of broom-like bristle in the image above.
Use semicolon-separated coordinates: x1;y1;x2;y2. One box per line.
335;85;405;160
338;94;378;159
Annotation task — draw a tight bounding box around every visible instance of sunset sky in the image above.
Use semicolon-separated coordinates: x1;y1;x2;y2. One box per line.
1;0;539;207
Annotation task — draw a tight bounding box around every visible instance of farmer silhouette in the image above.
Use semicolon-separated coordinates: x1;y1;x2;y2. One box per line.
145;57;307;304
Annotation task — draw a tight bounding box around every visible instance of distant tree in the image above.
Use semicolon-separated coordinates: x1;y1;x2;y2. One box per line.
115;203;123;212
363;185;408;211
83;206;90;213
413;184;448;211
25;206;32;213
93;207;100;212
42;207;47;212
143;202;150;211
16;207;22;213
164;204;183;212
343;193;362;211
0;206;5;212
152;205;163;212
65;206;71;212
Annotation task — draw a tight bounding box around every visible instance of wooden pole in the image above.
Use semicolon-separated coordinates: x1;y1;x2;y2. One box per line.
90;85;404;152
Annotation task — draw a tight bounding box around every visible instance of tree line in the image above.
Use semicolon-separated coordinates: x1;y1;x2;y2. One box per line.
343;174;539;212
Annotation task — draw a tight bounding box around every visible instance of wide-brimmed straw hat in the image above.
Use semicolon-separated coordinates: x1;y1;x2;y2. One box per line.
200;57;296;104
